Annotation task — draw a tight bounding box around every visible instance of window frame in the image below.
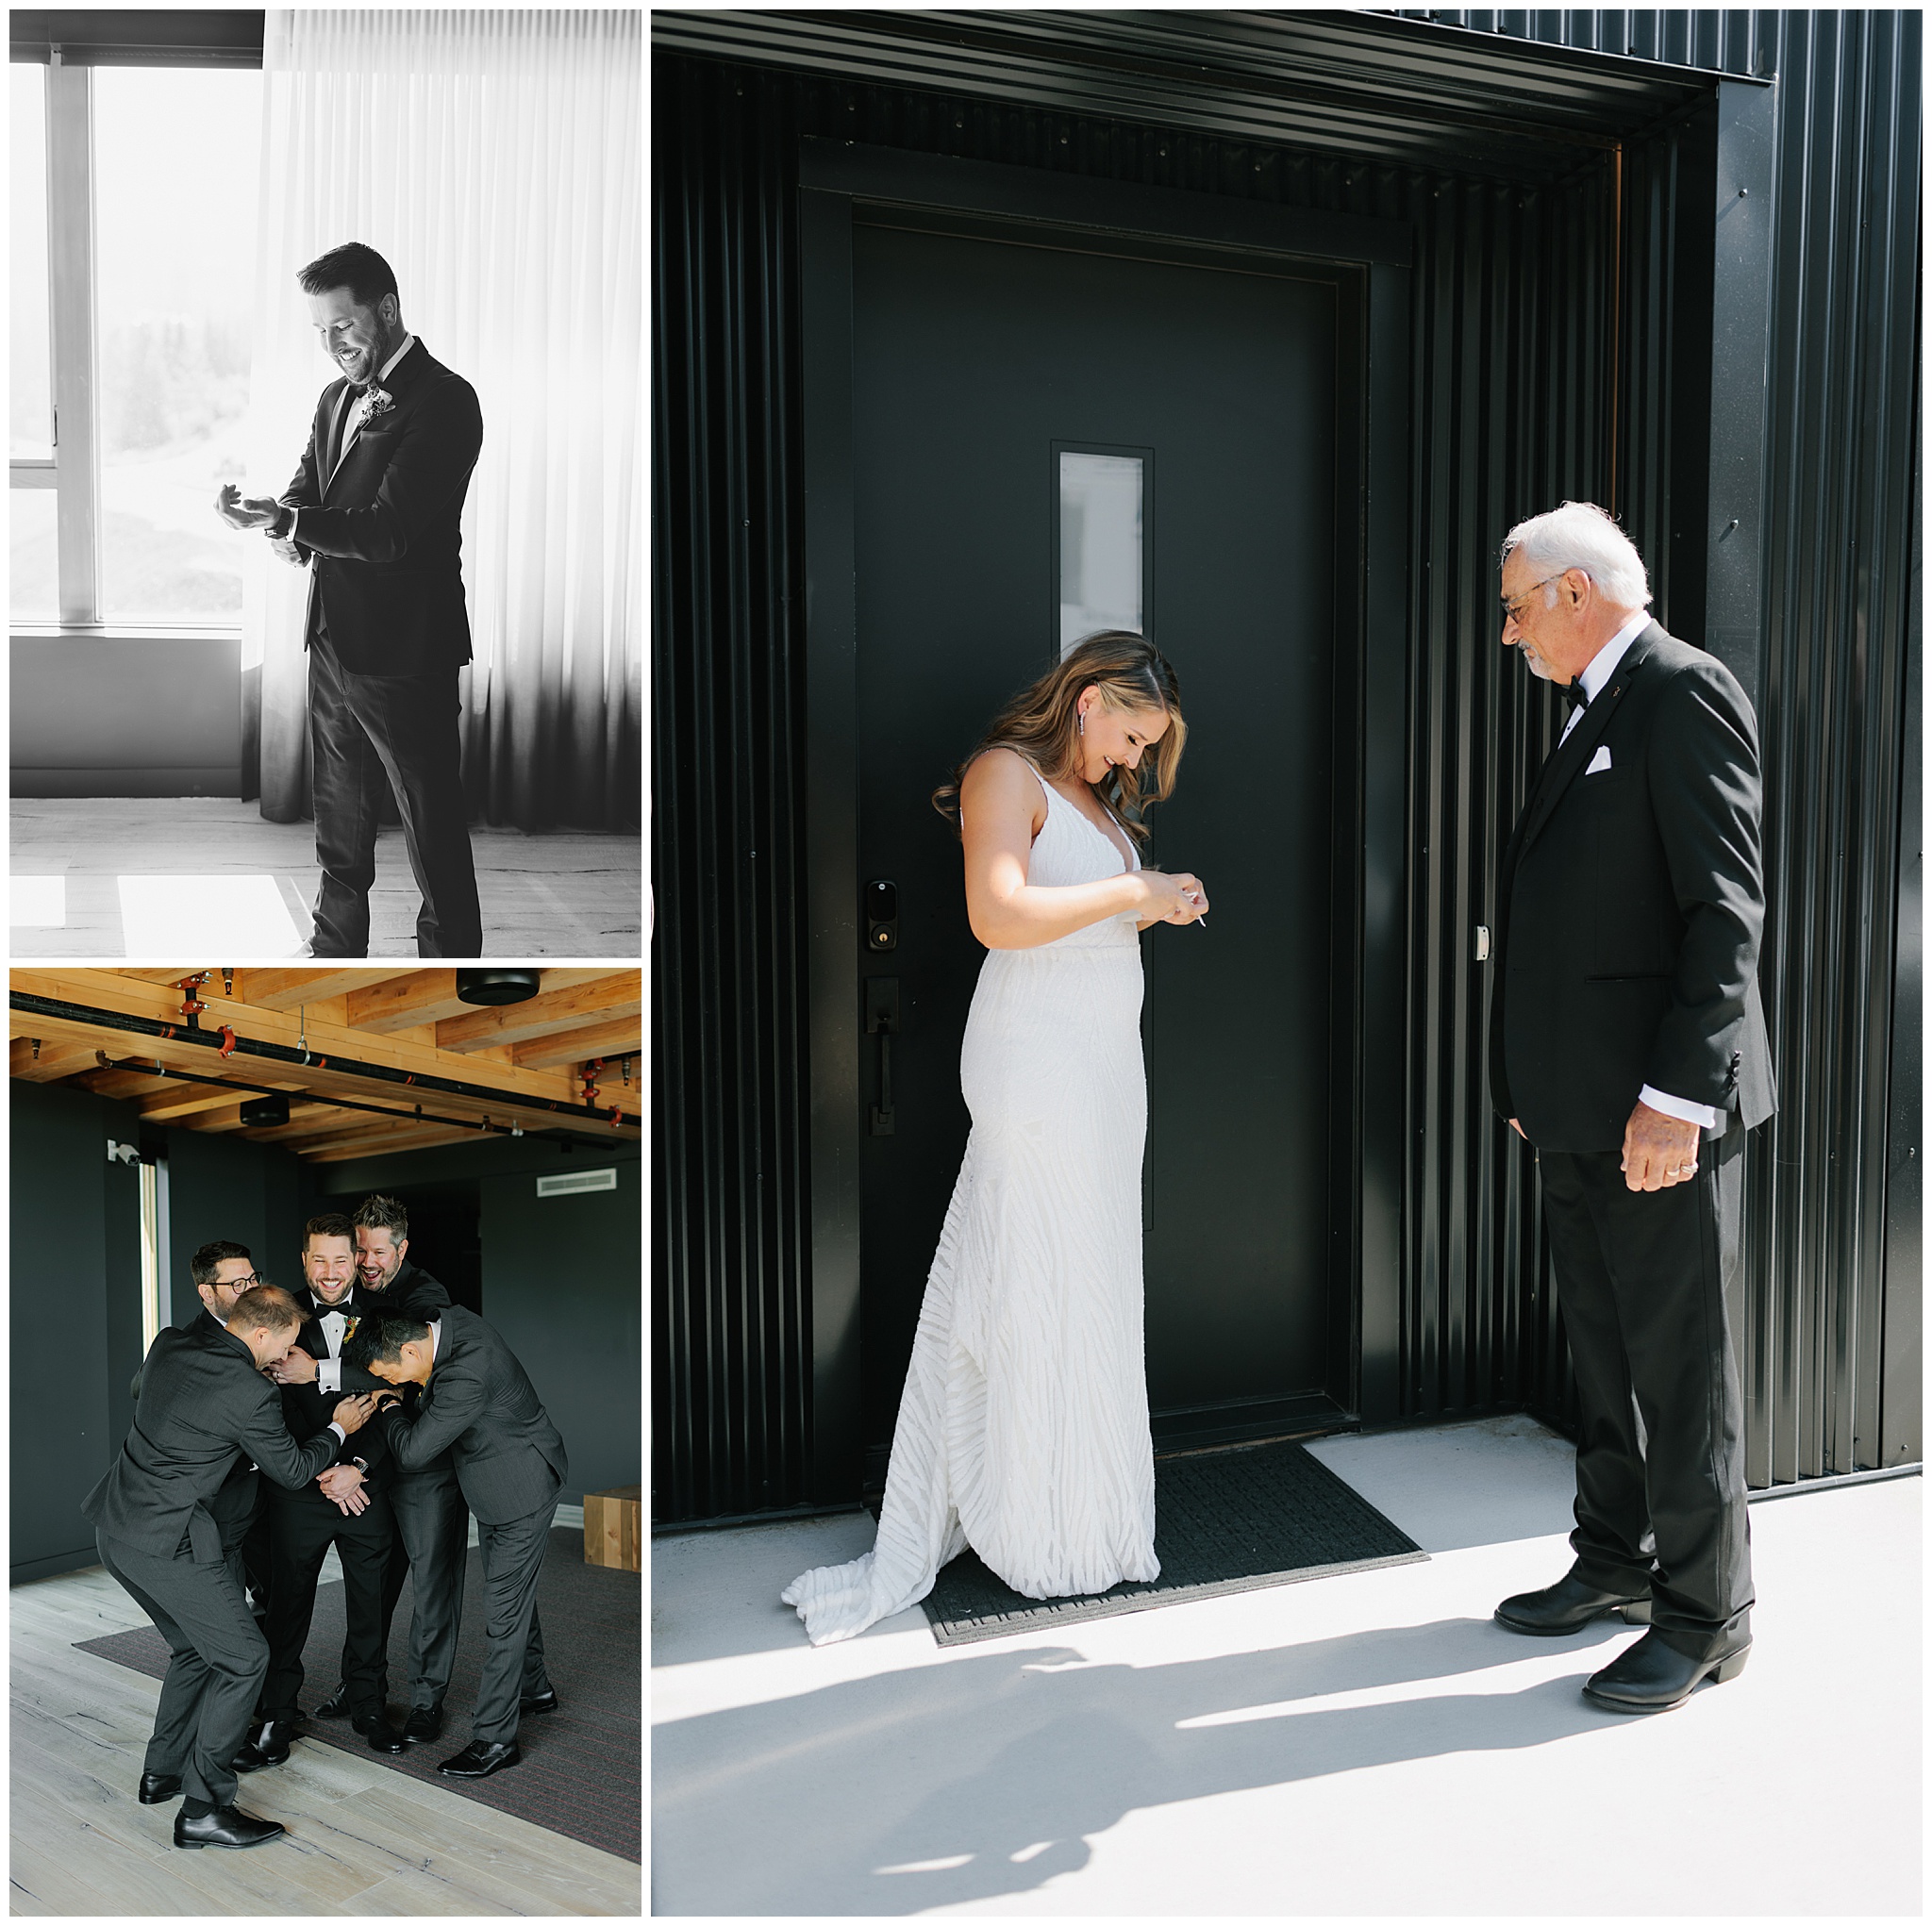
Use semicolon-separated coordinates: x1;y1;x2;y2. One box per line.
10;13;264;630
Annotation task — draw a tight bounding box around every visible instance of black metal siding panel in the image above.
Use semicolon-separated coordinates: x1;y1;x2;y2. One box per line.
1425;9;1923;1479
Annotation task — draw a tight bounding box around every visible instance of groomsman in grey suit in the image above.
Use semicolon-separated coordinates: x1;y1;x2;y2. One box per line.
84;1287;384;1850
344;1304;567;1779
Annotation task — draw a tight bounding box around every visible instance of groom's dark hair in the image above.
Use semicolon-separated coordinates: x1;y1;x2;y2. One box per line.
298;241;399;312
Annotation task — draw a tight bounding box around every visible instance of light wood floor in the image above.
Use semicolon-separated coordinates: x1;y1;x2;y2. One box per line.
10;800;642;959
10;1562;642;1917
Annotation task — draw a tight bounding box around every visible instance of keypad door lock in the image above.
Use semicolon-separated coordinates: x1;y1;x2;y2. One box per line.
866;879;898;952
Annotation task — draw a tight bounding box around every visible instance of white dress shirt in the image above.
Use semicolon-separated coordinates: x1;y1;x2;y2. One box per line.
288;332;416;546
1560;608;1719;1134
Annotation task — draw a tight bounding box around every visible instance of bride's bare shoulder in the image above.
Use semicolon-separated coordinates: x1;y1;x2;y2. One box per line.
960;746;1045;829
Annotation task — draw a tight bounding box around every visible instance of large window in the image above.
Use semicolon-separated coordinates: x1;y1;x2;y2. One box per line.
9;50;262;627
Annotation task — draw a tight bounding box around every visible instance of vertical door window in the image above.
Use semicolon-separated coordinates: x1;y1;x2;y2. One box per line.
139;1156;162;1353
10;63;57;621
1057;445;1149;656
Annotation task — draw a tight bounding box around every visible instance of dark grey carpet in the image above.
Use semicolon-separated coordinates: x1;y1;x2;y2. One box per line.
923;1438;1425;1645
76;1526;640;1863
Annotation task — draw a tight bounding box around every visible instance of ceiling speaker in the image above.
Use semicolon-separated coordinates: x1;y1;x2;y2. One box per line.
240;1094;291;1128
456;969;542;1006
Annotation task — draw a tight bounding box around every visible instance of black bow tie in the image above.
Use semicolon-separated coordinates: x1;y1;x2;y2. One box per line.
1561;680;1591;712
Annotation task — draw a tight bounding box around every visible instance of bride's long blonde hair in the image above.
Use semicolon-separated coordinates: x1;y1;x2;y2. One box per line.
931;631;1187;848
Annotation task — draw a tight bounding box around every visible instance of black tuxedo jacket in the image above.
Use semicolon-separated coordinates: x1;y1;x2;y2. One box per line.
275;1301;395;1501
1490;622;1776;1152
344;1260;458;1477
86;1320;340;1562
378;1305;567;1524
129;1310;261;1543
278;339;484;678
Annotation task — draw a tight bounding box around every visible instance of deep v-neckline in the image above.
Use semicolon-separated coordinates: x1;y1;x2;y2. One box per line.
1037;771;1135;872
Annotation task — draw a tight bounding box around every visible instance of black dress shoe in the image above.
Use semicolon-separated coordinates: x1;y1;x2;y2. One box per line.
402;1704;444;1745
353;1707;408;1755
1494;1569;1653;1635
1584;1629;1752;1714
311;1681;353;1718
231;1718;297;1770
174;1804;286;1850
437;1740;522;1779
519;1686;559;1716
139;1772;182;1804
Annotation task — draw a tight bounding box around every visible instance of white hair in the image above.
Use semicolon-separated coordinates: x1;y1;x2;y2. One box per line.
1501;501;1651;610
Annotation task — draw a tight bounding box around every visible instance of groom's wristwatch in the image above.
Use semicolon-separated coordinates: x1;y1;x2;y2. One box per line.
268;504;295;540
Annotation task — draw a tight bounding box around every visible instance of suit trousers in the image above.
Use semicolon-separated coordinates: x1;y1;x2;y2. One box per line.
1539;1125;1755;1656
377;1469;470;1710
259;1489;394;1723
308;626;482;957
470;1500;557;1745
96;1527;267;1809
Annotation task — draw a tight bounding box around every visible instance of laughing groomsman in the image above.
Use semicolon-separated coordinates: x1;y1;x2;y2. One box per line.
345;1304;567;1779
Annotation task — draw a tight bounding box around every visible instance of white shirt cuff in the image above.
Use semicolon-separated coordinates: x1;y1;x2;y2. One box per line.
1639;1084;1720;1131
319;1356;341;1393
326;1421;346;1443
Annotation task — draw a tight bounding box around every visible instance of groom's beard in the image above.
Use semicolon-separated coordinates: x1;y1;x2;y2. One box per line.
343;317;396;390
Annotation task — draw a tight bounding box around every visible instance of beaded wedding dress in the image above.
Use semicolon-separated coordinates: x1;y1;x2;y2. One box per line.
783;759;1160;1644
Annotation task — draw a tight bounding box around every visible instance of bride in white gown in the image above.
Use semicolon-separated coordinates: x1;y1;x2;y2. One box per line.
783;632;1208;1645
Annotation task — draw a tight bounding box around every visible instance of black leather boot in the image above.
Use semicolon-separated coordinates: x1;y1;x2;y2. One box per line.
1494;1569;1652;1635
1584;1629;1752;1713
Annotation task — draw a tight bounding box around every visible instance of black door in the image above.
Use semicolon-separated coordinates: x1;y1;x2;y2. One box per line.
852;212;1349;1474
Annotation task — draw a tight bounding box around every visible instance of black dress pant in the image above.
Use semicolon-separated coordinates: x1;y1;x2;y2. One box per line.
308;626;482;957
471;1500;557;1745
96;1528;266;1810
258;1487;394;1723
1539;1125;1755;1657
377;1469;470;1711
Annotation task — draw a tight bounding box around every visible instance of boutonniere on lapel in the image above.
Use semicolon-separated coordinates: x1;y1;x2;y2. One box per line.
361;386;395;422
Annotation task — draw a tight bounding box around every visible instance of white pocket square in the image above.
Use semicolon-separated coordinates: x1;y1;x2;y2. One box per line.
1586;745;1612;774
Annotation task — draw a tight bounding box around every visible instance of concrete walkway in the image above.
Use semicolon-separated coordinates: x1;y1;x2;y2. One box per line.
652;1417;1921;1916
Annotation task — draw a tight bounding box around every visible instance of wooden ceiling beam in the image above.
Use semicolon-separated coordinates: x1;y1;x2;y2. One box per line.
435;973;641;1054
511;1018;643;1071
297;1121;486;1161
9;1038;106;1083
240;968;408;1010
137;1082;302;1124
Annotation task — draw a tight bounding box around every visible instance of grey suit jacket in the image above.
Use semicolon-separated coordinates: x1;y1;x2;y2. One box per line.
86;1319;341;1563
378;1305;567;1525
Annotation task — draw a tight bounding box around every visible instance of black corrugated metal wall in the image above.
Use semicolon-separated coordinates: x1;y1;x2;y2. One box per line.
1423;6;1924;1483
653;11;1921;1522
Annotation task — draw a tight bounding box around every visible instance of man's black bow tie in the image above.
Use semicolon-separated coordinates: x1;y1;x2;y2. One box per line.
1560;680;1591;712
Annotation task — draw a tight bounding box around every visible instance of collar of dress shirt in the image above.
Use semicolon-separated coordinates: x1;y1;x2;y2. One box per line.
1576;607;1651;705
427;1317;441;1365
375;333;415;387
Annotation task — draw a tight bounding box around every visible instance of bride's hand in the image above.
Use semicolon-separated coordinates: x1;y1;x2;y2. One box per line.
1138;870;1208;925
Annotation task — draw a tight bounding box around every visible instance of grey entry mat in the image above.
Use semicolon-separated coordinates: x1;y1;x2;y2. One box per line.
923;1436;1425;1645
76;1527;640;1863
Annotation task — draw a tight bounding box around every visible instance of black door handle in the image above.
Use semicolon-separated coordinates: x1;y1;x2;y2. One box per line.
865;978;899;1136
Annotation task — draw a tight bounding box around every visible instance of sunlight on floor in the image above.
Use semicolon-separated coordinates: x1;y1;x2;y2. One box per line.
10;874;66;928
115;874;306;955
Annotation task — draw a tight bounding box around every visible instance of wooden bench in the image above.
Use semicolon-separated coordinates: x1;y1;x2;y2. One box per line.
583;1485;642;1571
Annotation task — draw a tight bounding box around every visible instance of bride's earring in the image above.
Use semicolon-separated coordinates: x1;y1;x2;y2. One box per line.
1077;709;1085;737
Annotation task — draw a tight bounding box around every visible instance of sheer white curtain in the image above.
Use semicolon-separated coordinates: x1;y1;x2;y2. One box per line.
242;8;641;830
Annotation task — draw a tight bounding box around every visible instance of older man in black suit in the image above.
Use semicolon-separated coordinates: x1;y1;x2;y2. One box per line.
215;240;484;957
344;1304;567;1780
1488;501;1774;1715
84;1287;385;1850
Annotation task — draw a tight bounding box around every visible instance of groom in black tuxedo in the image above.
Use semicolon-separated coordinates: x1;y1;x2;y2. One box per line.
216;241;484;957
1488;501;1774;1714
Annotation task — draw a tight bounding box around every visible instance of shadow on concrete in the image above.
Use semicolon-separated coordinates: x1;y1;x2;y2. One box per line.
652;1612;1635;1914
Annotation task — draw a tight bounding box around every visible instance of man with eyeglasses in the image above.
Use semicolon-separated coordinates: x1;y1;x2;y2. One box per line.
132;1242;275;1620
1487;501;1774;1715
